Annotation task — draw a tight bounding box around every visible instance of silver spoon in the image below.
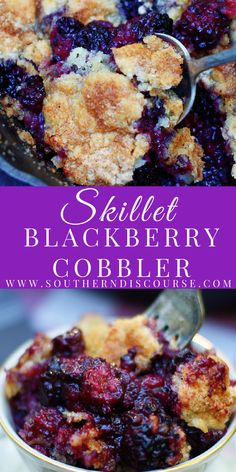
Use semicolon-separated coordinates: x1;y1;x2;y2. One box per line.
157;34;236;123
145;289;205;349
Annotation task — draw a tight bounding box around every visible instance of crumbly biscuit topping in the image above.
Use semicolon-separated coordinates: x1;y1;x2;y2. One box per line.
157;91;184;127
5;333;53;399
67;0;119;24
0;0;36;26
113;36;183;93
43;71;148;185
173;353;236;433
40;0;66;17
159;0;191;21
167;128;204;182
96;315;163;371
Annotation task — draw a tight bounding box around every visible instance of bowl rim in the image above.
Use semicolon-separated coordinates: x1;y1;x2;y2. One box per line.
0;332;235;472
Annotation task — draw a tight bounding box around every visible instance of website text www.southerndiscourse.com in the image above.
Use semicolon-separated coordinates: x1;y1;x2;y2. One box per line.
4;278;232;289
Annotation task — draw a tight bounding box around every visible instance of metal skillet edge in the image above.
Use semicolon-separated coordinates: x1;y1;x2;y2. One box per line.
0;111;73;186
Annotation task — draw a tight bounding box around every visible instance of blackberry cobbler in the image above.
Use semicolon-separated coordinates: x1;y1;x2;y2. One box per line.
0;0;236;185
6;314;236;471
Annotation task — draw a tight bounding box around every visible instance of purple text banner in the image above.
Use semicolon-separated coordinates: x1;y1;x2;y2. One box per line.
0;187;235;289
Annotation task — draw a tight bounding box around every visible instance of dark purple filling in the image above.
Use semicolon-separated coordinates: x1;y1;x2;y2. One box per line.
120;0;154;20
132;82;234;186
174;0;230;54
0;60;46;144
0;61;28;99
50;16;84;61
112;11;173;48
50;12;173;61
183;83;234;186
8;327;228;472
184;426;225;457
17;75;46;114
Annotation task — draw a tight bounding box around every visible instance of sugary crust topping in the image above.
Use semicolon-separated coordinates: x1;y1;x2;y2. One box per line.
63;410;92;424
40;0;119;24
173;353;236;433
77;314;110;358
67;0;119;25
157;91;184;127
81;71;145;132
43;71;145;139
43;71;148;185
168;0;191;21
0;0;36;26
0;20;37;58
206;63;236;99
98;315;163;371
179;434;191;464
40;0;66;17
113;36;183;93
0;1;43;59
23;39;52;66
63;131;149;185
157;0;191;21
167;128;204;182
5;333;53;399
71;426;110;470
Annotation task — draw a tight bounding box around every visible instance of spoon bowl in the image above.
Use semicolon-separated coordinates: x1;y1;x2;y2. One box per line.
157;34;236;122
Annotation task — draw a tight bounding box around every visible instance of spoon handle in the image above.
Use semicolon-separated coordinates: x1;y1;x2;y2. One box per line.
190;44;236;78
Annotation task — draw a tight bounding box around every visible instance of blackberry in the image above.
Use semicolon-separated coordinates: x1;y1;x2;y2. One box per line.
174;0;230;53
18;76;46;114
112;11;173;47
76;21;115;53
80;358;124;413
0;61;27;98
50;16;83;61
52;327;85;357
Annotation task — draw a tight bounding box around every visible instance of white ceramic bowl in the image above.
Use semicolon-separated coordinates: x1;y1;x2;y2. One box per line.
0;333;235;472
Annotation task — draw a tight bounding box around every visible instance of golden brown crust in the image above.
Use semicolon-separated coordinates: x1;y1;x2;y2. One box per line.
0;24;37;57
167;128;204;182
40;0;120;24
71;427;110;469
208;64;236;100
23;39;52;66
82;71;145;132
63;132;149;185
43;71;148;185
40;0;66;17
77;314;110;358
5;334;53;399
113;36;183;93
165;0;191;21
98;315;162;371
0;0;36;26
77;314;163;370
156;91;184;127
173;353;236;433
67;0;119;24
0;1;44;59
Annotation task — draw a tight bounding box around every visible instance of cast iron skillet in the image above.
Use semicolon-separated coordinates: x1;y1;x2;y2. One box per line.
0;112;72;186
